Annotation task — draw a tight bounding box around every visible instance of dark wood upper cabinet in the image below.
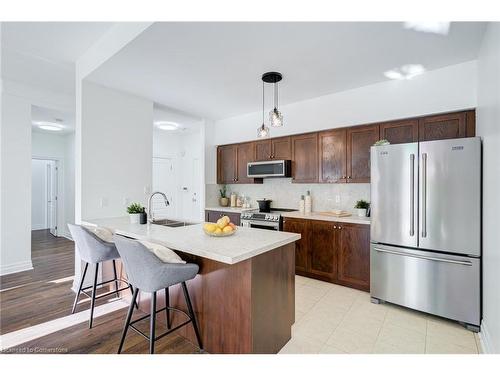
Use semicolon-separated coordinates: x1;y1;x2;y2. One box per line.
254;137;291;161
235;142;255;184
336;223;370;291
272;137;292;160
255;140;272;161
283;218;309;273
346;124;379;183
291;133;318;183
309;220;337;281
318;129;347;183
418;110;474;141
380;119;418;144
217;144;237;184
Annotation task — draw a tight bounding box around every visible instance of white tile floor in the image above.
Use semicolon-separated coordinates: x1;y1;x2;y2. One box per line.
279;275;482;354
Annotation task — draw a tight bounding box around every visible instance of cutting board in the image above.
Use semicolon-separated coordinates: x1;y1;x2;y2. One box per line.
317;211;352;217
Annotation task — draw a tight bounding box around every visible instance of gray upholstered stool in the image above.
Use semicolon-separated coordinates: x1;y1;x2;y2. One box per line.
114;235;202;354
68;224;136;328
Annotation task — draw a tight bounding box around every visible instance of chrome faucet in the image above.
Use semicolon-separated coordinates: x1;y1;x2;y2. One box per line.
147;191;170;223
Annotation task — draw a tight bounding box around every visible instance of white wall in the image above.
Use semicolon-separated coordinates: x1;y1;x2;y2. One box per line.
476;23;500;354
207;61;477;184
153;128;204;221
0;93;33;275
32;130;75;238
79;81;153;220
31;159;49;230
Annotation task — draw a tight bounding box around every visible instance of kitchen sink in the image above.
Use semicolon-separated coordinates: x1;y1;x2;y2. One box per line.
151;219;197;227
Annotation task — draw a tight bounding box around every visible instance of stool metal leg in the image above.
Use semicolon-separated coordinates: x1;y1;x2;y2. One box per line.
129;284;139;309
118;287;139;354
112;260;120;299
165;287;171;329
89;262;99;329
71;262;88;314
181;282;203;350
150;291;157;354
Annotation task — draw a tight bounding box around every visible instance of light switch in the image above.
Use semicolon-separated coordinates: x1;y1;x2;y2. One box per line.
144;185;151;195
100;197;109;208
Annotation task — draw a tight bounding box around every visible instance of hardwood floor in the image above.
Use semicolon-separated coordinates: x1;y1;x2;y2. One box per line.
0;230;198;354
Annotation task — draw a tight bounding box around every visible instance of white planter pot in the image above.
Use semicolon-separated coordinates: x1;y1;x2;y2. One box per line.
355;208;367;217
129;213;141;224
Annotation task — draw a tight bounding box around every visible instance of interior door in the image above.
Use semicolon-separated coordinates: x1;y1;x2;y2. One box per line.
152;157;177;219
370;142;418;248
47;160;58;236
419;138;481;256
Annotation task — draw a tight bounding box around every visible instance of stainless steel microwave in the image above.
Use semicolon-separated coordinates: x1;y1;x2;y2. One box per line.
247;160;292;178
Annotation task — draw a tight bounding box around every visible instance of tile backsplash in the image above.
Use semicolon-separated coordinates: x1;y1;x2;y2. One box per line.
206;178;370;212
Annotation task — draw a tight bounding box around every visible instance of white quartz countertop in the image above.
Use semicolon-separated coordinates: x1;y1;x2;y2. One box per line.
281;211;371;225
82;216;300;265
205;206;255;213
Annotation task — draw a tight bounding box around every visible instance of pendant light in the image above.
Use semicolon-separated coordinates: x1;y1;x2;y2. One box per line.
257;80;270;138
261;72;283;128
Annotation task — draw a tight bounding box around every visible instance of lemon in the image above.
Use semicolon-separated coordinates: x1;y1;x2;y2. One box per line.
214;227;223;234
216;218;226;229
203;223;217;233
222;225;233;233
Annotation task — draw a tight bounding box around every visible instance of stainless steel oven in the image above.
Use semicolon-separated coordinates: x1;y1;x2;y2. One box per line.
240;208;296;231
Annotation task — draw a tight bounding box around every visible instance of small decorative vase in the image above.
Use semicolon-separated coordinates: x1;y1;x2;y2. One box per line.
219;197;229;207
139;212;147;224
129;213;140;224
355;208;367;217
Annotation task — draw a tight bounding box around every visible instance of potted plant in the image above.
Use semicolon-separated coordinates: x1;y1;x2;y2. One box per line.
354;200;370;217
219;185;229;207
127;203;145;224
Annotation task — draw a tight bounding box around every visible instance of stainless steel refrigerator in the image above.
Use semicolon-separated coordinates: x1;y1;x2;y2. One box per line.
370;137;481;331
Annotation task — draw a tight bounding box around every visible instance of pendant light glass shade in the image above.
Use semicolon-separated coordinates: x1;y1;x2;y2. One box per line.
257;123;270;138
270;107;283;127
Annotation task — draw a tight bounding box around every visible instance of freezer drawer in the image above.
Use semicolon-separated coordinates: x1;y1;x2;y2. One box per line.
370;243;480;326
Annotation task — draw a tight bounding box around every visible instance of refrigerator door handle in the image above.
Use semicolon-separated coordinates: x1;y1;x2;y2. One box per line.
409;154;415;236
421;153;427;238
373;247;473;266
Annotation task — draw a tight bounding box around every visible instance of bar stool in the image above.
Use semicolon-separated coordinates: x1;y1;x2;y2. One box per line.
68;224;137;328
113;235;203;354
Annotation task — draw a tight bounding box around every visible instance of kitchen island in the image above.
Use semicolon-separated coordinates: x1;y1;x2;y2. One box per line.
83;217;300;354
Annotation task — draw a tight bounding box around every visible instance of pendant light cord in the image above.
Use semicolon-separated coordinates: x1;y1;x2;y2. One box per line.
262;81;265;124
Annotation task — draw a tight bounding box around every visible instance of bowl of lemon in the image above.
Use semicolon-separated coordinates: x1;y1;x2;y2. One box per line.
203;215;237;237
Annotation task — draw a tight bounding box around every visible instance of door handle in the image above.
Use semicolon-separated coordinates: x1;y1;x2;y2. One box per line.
421;153;427;238
409;154;415;237
373;247;472;266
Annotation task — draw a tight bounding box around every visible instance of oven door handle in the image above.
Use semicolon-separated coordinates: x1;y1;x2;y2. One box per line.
242;220;280;229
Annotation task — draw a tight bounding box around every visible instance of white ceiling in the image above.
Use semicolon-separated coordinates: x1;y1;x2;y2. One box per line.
153;104;203;134
87;22;487;120
31;105;75;134
1;22;114;94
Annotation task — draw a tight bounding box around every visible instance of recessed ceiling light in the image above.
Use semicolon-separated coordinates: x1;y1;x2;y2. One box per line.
384;64;426;80
33;121;64;131
404;22;450;35
154;121;180;131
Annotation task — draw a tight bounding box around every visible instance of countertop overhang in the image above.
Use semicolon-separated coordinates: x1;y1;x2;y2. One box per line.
82;217;300;265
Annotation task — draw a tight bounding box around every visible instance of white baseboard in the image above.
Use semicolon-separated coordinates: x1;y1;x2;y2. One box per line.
0;260;34;276
479;320;496;354
59;230;73;241
32;224;48;230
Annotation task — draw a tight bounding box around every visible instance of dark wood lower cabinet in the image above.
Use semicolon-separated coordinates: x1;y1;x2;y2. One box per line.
284;217;370;291
283;218;309;273
308;221;337;281
337;223;370;291
205;210;241;226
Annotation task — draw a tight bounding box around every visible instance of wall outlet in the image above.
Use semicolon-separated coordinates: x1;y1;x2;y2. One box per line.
123;197;130;206
100;197;109;208
144;185;151;195
335;195;341;204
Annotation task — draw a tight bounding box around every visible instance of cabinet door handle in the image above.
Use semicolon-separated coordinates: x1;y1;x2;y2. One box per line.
333;225;337;229
338;226;342;229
